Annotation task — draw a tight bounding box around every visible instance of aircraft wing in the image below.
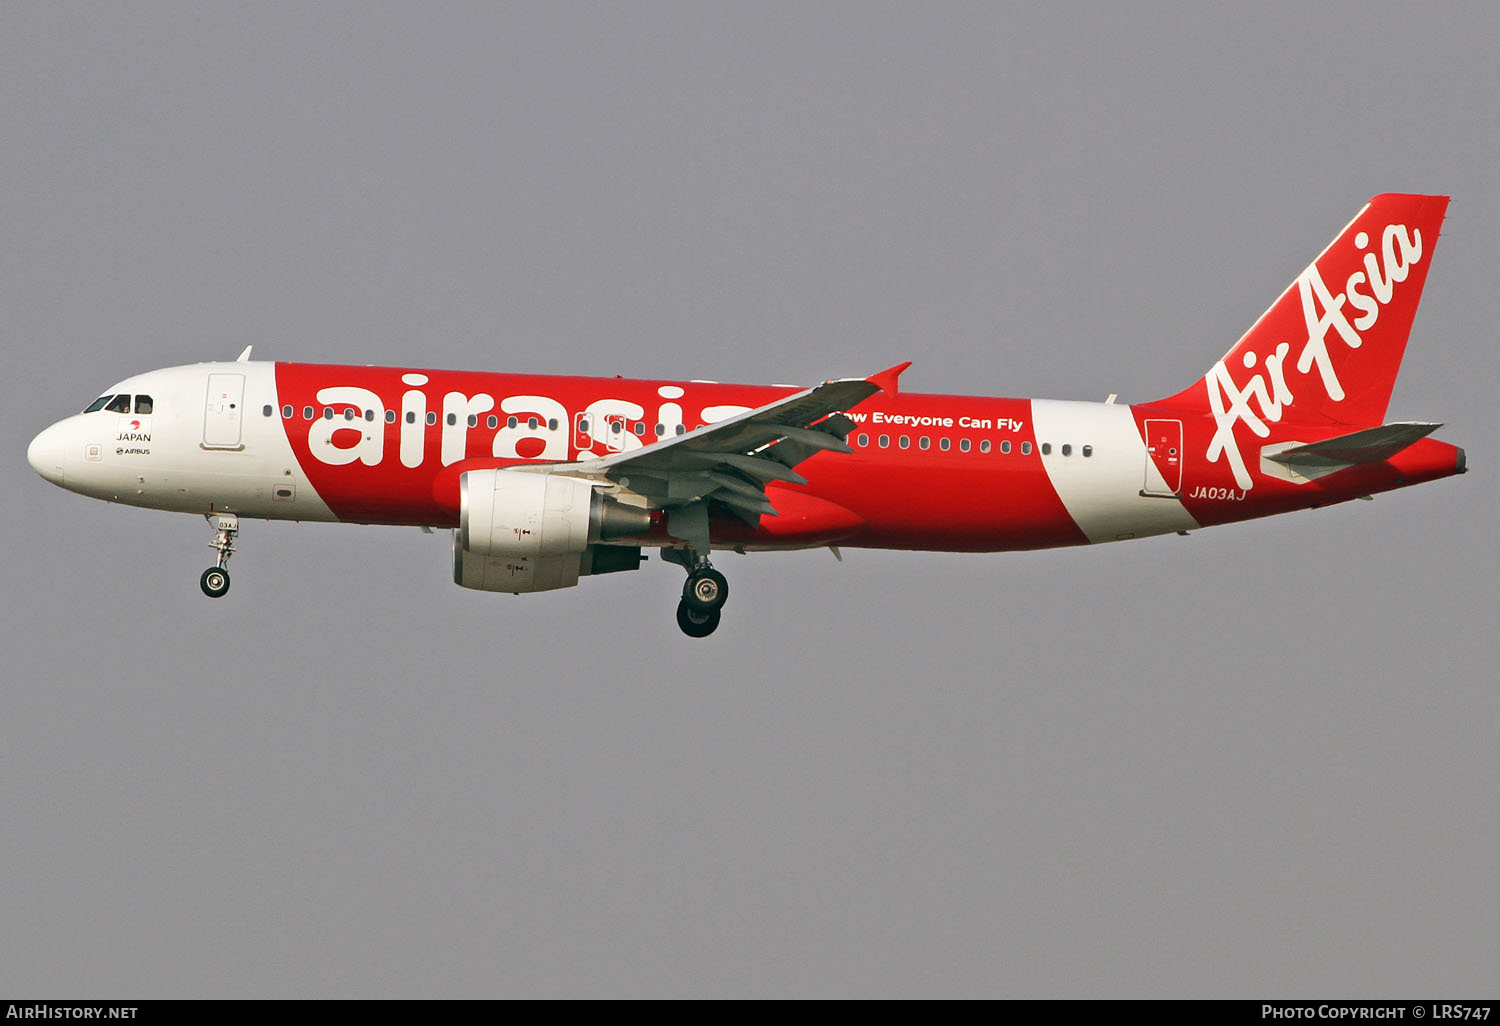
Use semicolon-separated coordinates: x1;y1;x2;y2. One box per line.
571;362;909;521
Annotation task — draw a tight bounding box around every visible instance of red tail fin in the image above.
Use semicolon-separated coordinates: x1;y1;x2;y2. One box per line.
1159;194;1449;426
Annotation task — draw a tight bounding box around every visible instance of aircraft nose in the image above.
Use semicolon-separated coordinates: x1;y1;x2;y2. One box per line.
27;422;67;486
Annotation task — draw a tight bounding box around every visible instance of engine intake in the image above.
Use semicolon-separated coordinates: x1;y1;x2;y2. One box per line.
453;469;651;592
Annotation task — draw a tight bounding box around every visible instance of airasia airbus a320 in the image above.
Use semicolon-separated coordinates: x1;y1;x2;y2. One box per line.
28;195;1465;636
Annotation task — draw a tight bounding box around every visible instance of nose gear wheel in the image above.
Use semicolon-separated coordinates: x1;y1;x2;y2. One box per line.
199;513;238;599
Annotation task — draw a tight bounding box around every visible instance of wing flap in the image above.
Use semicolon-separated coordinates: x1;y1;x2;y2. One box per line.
508;365;906;531
565;366;906;514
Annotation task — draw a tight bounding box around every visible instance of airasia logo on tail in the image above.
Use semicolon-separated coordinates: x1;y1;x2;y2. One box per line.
1205;222;1423;489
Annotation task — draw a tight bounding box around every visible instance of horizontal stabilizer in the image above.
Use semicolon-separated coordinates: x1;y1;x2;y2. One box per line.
1262;422;1441;482
1267;422;1442;465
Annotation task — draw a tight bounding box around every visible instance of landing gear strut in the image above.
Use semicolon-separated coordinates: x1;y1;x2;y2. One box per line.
200;513;238;598
665;549;729;638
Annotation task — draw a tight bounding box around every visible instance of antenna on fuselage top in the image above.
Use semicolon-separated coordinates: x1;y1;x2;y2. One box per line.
236;345;253;362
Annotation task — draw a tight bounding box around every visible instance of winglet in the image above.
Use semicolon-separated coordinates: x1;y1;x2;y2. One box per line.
867;361;912;397
236;345;254;362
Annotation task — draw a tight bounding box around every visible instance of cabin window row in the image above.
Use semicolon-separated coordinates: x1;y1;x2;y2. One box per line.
258;404;1095;459
576;419;689;437
264;404;700;439
853;434;1093;458
265;405;563;431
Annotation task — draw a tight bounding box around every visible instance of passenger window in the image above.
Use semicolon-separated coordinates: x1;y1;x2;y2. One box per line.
426;412;437;426
385;410;396;424
486;415;497;429
939;438;951;451
919;437;930;450
106;395;132;413
85;395;113;413
1041;442;1051;455
980;440;991;453
898;435;910;449
446;413;457;426
324;408;334;420
1061;444;1072;456
529;417;539;430
467;414;477;427
655;423;665;437
878;434;890;448
1082;445;1093;458
856;433;868;447
1021;441;1032;455
303;406;314;420
549;418;559;431
344;409;356;421
959;439;971;452
1000;440;1011;454
675;424;686;435
405;411;416;424
262;405;273;417
283;405;294;419
135;395;153;414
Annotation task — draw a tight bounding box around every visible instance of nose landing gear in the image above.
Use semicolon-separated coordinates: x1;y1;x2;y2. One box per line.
199;513;238;598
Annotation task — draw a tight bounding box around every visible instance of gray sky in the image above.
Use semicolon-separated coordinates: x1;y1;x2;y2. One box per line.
3;1;1496;998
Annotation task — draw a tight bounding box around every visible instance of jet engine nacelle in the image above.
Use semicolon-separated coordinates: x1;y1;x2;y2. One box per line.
454;469;651;593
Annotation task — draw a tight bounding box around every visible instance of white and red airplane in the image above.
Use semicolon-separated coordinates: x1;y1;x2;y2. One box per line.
28;194;1465;636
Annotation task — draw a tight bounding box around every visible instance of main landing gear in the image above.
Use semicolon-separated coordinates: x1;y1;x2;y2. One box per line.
199;513;238;598
666;550;729;638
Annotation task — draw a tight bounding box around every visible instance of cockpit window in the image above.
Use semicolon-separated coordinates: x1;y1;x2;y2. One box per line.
104;395;132;414
134;395;153;414
84;395;114;413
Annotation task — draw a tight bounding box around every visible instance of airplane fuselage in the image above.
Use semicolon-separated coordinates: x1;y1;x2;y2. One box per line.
28;359;1464;554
